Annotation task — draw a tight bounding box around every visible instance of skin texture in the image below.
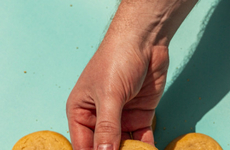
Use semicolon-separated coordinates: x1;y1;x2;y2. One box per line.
66;0;198;150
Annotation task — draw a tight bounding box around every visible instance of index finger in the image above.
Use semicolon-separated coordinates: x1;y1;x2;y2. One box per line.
68;117;94;150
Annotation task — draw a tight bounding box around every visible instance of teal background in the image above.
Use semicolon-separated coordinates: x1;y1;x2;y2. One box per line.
0;0;229;149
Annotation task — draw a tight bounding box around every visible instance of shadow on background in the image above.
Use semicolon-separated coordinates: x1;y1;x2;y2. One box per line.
154;0;230;149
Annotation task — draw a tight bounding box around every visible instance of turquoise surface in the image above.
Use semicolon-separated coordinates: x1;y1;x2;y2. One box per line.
1;0;229;149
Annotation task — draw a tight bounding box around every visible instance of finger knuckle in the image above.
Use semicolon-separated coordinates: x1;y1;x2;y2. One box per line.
96;121;119;134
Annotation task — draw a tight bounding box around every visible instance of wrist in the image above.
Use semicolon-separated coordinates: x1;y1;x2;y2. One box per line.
104;0;197;50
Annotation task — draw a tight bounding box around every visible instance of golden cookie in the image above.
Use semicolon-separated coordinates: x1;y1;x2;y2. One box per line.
120;140;158;150
152;114;156;132
165;133;222;150
12;130;73;150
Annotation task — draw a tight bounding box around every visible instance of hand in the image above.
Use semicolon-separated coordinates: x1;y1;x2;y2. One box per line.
66;0;197;149
66;38;169;150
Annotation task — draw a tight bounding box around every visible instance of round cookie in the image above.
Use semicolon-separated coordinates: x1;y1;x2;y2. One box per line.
165;133;222;150
12;130;73;150
120;140;158;150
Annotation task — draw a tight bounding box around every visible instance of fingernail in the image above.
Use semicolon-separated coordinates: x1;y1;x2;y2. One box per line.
98;144;113;150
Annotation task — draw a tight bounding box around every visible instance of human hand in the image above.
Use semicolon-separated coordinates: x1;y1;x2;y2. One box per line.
66;0;197;149
66;38;169;150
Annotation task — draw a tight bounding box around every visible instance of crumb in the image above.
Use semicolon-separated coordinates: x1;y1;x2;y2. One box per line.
129;132;133;139
187;79;190;81
70;4;72;7
154;141;157;145
91;46;93;48
67;131;69;133
50;127;53;129
36;119;38;121
24;71;27;73
185;120;187;122
59;86;61;88
163;127;166;130
213;122;215;124
190;127;193;130
76;47;79;49
199;97;202;100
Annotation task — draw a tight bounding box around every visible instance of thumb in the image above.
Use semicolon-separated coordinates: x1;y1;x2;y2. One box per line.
94;98;123;150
